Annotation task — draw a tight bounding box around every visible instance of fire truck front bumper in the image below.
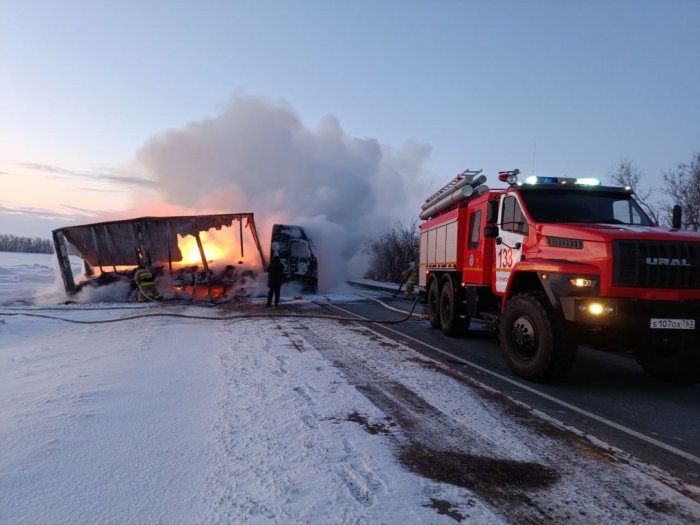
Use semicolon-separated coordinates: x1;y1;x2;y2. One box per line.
559;297;700;335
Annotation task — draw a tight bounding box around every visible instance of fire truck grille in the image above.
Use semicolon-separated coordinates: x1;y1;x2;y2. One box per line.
613;240;700;289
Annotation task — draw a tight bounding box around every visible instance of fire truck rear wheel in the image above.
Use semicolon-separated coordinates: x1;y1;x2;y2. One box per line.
500;293;576;381
439;281;469;336
427;278;441;329
635;334;700;385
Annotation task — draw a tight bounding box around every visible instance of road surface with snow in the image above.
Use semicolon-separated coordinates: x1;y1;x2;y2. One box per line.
1;253;699;524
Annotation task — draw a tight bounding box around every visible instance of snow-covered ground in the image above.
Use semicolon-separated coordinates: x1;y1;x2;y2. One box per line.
1;252;699;524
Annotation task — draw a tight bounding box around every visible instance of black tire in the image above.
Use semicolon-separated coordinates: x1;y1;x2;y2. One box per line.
499;293;576;381
439;279;469;336
427;278;440;329
635;334;700;385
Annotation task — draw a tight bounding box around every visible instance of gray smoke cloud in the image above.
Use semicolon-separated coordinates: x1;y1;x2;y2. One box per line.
135;95;434;290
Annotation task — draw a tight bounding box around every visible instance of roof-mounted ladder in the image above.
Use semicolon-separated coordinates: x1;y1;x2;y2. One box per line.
423;169;482;205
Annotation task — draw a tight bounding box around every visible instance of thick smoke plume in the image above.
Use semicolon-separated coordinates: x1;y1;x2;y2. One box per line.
134;95;433;291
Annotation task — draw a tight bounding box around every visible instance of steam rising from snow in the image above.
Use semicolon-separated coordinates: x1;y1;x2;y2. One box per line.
135;95;433;290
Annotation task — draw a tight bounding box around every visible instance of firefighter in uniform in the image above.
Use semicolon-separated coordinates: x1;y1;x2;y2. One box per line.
402;261;417;299
134;266;163;302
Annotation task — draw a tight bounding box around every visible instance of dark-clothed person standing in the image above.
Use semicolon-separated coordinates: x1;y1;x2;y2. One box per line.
267;255;285;307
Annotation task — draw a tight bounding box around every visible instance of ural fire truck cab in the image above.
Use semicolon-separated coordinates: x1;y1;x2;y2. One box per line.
420;169;700;384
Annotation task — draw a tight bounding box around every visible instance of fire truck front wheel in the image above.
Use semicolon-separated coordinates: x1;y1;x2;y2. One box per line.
500;294;576;381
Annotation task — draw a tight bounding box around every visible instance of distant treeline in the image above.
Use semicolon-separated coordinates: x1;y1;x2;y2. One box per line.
0;234;54;254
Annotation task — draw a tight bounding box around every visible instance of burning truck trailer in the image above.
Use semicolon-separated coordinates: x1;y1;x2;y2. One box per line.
52;213;268;301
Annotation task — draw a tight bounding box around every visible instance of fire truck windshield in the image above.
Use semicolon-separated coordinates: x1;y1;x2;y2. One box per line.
519;189;654;226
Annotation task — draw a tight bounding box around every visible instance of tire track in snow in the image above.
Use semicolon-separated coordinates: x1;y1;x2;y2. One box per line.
278;320;389;510
204;314;497;524
299;316;700;524
203;318;400;523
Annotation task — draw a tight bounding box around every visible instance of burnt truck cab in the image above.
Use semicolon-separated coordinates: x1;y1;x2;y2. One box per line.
270;224;318;293
421;170;700;384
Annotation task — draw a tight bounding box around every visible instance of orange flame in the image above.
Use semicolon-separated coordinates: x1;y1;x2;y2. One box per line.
178;232;227;266
175;227;256;269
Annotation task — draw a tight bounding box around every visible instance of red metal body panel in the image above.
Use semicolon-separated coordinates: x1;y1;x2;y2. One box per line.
420;180;700;300
459;193;493;286
419;206;465;273
418;174;700;383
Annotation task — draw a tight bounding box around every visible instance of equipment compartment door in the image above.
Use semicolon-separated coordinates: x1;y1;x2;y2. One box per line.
462;208;488;285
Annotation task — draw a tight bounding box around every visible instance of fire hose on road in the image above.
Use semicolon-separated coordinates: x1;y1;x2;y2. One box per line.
0;295;424;326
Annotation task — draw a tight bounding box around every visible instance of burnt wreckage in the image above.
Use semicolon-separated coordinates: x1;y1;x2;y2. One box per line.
270;224;318;292
52;213;267;298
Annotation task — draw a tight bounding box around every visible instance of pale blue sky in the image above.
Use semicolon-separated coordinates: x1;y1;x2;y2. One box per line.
1;0;699;237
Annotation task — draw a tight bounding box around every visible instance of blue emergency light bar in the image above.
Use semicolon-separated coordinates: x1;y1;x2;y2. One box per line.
523;175;601;186
498;170;603;187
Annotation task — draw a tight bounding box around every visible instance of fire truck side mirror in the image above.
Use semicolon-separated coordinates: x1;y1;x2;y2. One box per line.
672;205;682;229
484;225;499;238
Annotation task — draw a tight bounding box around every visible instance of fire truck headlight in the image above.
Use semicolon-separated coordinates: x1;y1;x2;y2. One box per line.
578;302;616;316
569;278;594;288
588;303;604;315
551;273;600;297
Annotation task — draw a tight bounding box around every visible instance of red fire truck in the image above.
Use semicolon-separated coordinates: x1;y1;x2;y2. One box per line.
419;169;700;384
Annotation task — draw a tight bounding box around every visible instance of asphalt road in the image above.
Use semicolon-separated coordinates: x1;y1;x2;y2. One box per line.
323;285;700;486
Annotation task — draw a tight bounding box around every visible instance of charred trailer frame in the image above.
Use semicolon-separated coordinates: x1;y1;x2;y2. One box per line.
52;213;266;297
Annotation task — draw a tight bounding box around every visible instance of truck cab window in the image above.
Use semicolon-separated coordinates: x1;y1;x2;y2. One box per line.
613;199;644;225
291;240;311;258
468;210;482;249
520;189;653;226
501;196;529;234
